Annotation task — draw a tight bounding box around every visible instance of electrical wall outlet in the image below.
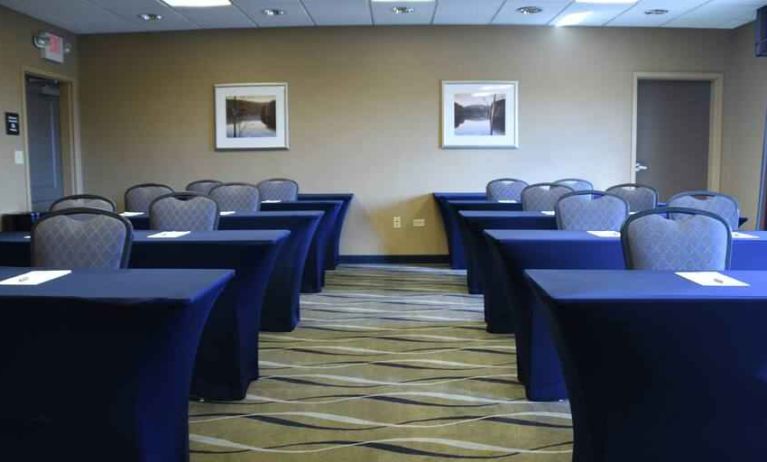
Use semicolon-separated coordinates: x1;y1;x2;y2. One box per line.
393;216;402;229
412;218;426;228
14;150;24;165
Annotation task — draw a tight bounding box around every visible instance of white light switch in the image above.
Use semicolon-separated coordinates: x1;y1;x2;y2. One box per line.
14;150;24;165
413;218;426;228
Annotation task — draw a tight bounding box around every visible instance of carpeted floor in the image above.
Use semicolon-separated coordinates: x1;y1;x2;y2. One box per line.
189;264;573;461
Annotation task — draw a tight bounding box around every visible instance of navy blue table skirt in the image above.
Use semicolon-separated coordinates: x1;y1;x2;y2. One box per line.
442;200;524;269
459;211;556;295
127;211;324;296
433;193;486;269
527;269;767;462
485;230;767;402
0;267;232;461
298;193;353;270
0;230;288;400
261;200;342;289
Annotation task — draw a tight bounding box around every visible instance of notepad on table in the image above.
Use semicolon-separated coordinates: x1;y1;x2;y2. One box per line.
676;272;749;287
261;200;282;203
540;211;555;216
498;200;517;203
220;211;236;216
588;231;620;238
24;235;30;239
147;231;190;239
120;212;144;217
0;270;71;286
732;232;758;239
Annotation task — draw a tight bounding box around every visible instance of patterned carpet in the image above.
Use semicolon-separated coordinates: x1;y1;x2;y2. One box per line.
189;264;573;461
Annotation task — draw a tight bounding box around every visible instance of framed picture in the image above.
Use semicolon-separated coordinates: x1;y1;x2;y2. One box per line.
441;81;518;149
214;83;288;150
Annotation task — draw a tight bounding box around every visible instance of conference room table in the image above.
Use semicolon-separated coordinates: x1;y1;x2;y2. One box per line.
0;267;233;461
433;192;486;269
0;230;288;400
484;229;767;402
298;193;354;269
459;211;557;295
127;211;325;295
526;269;767;462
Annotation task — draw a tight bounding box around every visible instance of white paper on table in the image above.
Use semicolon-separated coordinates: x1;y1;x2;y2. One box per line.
732;232;758;239
147;231;191;239
261;200;282;203
120;212;144;217
587;231;621;238
676;272;750;287
0;270;71;286
540;211;555;216
24;235;30;239
220;211;236;216
498;200;517;204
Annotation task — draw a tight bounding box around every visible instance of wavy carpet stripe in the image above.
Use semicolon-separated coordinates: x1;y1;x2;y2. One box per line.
190;264;572;461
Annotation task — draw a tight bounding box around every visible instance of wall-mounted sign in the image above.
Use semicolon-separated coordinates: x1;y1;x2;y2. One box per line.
42;32;64;63
5;113;20;136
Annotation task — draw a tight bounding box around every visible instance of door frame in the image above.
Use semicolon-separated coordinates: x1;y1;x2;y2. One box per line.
631;72;724;191
20;67;83;209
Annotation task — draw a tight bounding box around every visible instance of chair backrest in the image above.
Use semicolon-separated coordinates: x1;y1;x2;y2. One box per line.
124;183;174;213
257;178;299;202
668;191;740;230
186;179;223;195
521;183;575;211
50;194;116;213
209;182;260;212
32;209;133;270
555;191;629;231
486;178;528;202
606;183;658;212
149;192;219;231
555;178;593;192
621;207;732;271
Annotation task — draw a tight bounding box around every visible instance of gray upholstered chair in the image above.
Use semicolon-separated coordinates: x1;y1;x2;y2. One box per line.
606;183;658;212
486;178;528;202
50;194;116;213
668;191;740;230
31;209;133;269
124;183;174;213
621;207;732;271
186;179;223;195
555;191;629;231
149;192;219;231
521;183;575;211
555;178;593;192
209;182;260;212
257;178;299;202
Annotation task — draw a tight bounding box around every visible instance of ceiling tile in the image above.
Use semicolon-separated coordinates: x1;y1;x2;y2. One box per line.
174;5;256;28
86;0;201;31
370;0;437;25
492;0;571;26
302;0;372;26
549;1;637;27
232;0;314;27
433;0;504;25
664;0;765;29
0;0;138;33
607;0;708;27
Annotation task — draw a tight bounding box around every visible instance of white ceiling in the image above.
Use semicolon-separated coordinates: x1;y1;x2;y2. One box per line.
1;0;765;34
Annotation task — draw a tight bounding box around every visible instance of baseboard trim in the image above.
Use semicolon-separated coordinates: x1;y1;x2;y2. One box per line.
339;255;450;264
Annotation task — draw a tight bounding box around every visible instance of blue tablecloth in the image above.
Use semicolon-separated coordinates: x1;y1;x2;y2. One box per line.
527;269;767;462
0;230;288;400
459;211;556;295
298;193;353;269
0;267;232;461
433;193;486;269
442;199;524;269
127;211;324;295
485;229;767;402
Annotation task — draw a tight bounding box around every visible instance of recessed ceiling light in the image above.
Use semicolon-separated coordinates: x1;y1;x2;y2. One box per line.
392;6;415;14
163;0;231;7
644;9;669;15
555;11;592;27
517;6;543;15
138;13;163;21
262;8;286;16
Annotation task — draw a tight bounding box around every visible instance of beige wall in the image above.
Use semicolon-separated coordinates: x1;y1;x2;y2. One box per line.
0;6;78;218
722;23;767;229
78;26;732;255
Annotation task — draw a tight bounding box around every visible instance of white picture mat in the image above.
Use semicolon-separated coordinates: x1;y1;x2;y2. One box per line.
442;81;519;149
215;83;288;150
